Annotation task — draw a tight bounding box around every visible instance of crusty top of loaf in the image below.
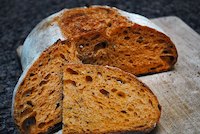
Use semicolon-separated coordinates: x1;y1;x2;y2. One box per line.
21;6;166;70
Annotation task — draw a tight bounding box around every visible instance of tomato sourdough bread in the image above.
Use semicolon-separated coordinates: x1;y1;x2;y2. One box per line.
19;5;175;71
12;31;163;134
63;64;161;133
12;5;178;134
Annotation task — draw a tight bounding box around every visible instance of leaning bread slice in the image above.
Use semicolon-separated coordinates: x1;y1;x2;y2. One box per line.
107;25;178;75
12;40;80;134
63;64;161;133
73;25;177;76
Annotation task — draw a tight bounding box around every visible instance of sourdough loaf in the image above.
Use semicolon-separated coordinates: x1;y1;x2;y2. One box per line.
12;5;178;134
63;64;161;133
20;6;165;70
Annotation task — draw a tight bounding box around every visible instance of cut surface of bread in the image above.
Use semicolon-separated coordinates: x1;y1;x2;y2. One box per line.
57;6;132;39
73;25;177;76
63;64;161;133
13;40;80;134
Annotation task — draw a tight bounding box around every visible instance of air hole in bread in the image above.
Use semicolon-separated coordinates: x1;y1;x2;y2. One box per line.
99;89;109;97
123;30;128;34
162;48;172;54
125;119;129;121
19;105;23;109
111;88;117;92
38;122;46;128
134;112;138;116
27;101;34;107
21;81;25;86
117;91;126;98
79;44;84;49
116;79;124;84
64;80;76;87
121;110;127;114
132;31;140;34
149;99;153;107
124;36;130;40
21;108;33;117
60;54;68;61
22;116;36;132
160;55;175;65
31;77;37;81
91;34;100;40
22;88;34;97
56;102;60;109
125;54;130;56
97;72;102;77
46;122;62;134
39;80;48;86
94;42;108;52
136;36;144;43
129;60;133;63
157;39;165;43
107;22;112;27
49;90;55;95
127;107;133;111
30;73;35;77
44;74;51;79
38;62;43;67
66;68;78;75
85;76;93;82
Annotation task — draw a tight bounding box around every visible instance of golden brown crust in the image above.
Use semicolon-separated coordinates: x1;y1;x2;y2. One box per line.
57;6;132;39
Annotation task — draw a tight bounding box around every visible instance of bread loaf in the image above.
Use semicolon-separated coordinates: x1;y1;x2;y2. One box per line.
20;6;165;70
63;64;161;133
12;5;178;134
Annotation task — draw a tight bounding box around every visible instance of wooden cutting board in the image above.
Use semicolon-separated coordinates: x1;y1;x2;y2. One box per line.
140;16;200;134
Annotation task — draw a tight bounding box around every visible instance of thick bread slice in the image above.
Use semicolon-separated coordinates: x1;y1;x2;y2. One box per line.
108;25;178;75
12;40;80;134
63;64;161;133
73;26;177;76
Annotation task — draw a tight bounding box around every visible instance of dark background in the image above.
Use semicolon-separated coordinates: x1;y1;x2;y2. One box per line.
0;0;200;133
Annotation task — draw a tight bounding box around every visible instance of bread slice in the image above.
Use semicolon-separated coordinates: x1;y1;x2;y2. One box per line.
73;25;177;76
108;25;178;75
63;64;161;133
12;40;80;134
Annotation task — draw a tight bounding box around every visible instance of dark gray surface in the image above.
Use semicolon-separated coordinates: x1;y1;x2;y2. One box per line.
0;0;200;133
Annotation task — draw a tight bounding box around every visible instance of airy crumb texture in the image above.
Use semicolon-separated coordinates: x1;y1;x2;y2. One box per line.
73;25;178;76
63;64;161;134
57;6;132;39
13;40;80;134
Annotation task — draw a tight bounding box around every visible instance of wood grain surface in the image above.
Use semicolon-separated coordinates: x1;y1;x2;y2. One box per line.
141;16;200;134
